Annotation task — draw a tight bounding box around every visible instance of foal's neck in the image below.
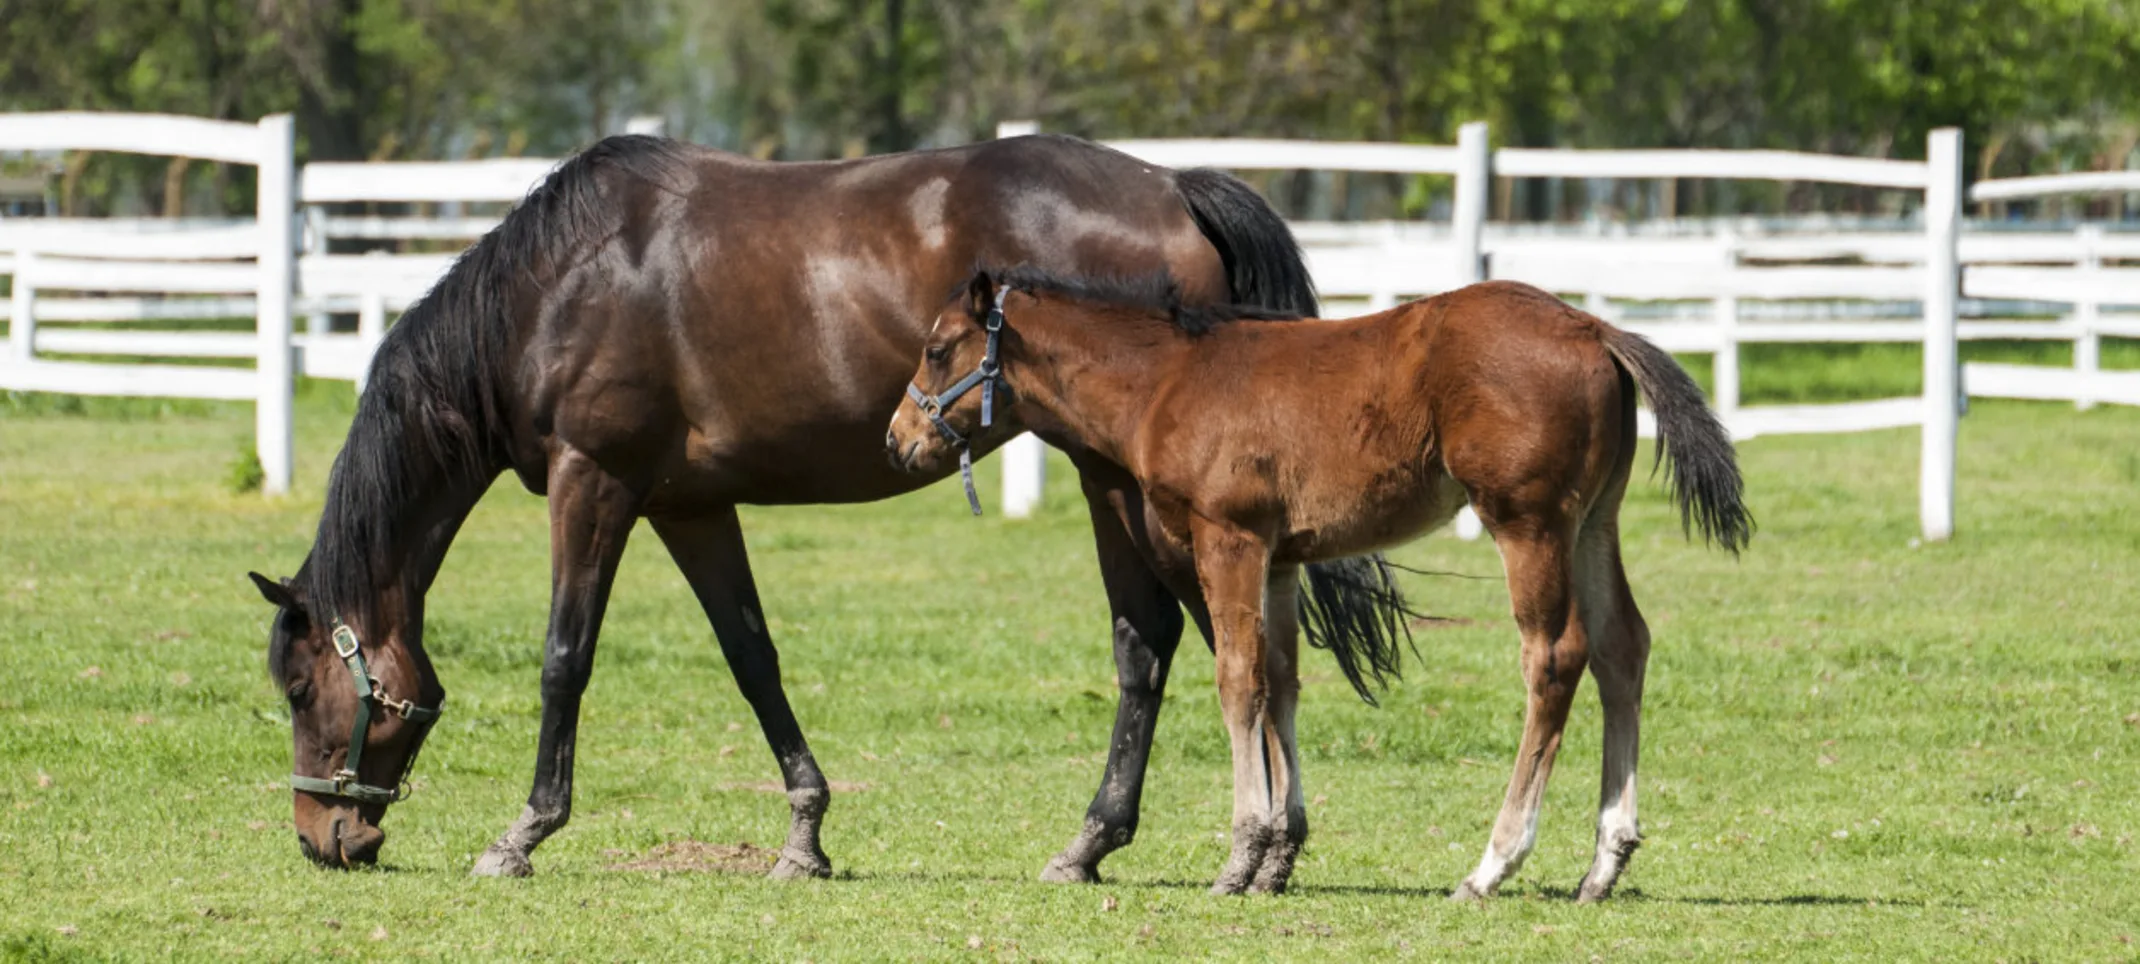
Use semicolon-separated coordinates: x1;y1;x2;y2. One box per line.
1009;304;1190;469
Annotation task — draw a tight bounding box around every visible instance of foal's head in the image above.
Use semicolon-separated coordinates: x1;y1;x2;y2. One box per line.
250;571;440;868
885;270;1027;477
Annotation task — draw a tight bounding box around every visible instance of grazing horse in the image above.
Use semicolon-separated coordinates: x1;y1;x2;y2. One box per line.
887;268;1751;899
246;134;1413;877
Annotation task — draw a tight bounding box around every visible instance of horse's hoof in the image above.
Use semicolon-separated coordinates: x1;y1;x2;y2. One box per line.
1574;875;1614;904
1449;879;1489;902
1209;870;1256;896
1039;857;1101;884
768;848;832;880
471;847;533;878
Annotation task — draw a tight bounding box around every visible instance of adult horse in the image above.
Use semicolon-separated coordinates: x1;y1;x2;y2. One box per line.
246;133;1411;878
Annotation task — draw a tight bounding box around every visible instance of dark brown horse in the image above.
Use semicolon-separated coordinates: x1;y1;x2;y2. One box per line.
246;134;1413;877
888;268;1751;899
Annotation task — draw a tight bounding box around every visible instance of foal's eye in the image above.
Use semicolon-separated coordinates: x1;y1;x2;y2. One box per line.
925;345;949;364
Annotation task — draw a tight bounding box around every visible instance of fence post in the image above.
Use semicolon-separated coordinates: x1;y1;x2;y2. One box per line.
1920;127;1963;541
356;287;387;395
256;114;297;497
2074;223;2102;411
1452;120;1491;541
303;205;330;336
996;119;1045;517
1454;121;1489;286
1714;229;1741;427
8;250;35;365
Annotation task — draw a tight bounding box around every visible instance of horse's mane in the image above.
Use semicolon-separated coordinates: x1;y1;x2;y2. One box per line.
279;135;688;669
992;264;1303;336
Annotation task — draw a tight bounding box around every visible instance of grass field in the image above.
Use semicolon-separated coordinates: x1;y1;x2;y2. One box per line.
2;358;2138;960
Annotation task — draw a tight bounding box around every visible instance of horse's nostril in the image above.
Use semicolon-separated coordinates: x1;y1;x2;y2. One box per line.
339;822;386;866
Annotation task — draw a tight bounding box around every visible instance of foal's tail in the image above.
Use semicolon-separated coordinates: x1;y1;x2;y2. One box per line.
1599;326;1754;553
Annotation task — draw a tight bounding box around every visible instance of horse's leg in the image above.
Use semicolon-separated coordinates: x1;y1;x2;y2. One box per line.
1452;524;1587;900
1249;566;1306;894
650;508;833;880
1194;519;1277;896
473;448;642;877
1041;475;1195;884
1574;515;1650;903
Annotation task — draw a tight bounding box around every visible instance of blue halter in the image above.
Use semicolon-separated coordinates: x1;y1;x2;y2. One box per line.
905;285;1008;515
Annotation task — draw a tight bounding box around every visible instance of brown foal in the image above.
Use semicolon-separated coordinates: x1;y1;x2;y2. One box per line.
888;268;1750;900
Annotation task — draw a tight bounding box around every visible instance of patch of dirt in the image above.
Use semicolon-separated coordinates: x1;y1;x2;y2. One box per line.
715;780;871;794
606;840;779;875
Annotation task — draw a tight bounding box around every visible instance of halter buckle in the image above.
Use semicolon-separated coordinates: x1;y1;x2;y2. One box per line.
331;624;360;659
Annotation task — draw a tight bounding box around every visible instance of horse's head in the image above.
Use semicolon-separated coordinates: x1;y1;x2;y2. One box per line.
250;571;442;868
888;271;1019;485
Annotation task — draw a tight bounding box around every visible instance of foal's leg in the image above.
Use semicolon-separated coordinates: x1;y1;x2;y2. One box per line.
473;448;642;877
651;508;834;880
1194;519;1279;896
1249;567;1307;894
1574;517;1650;903
1042;472;1195;884
1453;525;1588;900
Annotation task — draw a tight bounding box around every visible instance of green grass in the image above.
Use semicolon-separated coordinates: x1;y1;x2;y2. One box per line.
2;373;2138;960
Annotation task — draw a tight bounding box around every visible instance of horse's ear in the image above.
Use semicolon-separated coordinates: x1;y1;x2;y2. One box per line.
248;571;302;612
964;270;996;322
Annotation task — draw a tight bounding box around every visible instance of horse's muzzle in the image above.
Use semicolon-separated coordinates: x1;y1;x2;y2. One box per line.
298;814;385;868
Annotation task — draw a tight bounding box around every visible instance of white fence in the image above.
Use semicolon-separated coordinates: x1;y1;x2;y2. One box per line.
0;112;296;494
996;122;1975;539
5;112;2134;537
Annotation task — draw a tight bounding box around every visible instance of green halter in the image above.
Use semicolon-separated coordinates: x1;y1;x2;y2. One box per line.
289;621;442;805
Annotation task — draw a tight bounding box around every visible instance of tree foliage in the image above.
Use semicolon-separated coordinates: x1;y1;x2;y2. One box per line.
2;0;2134;214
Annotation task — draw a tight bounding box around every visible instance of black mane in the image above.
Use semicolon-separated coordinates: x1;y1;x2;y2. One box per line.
990;263;1304;336
280;135;688;666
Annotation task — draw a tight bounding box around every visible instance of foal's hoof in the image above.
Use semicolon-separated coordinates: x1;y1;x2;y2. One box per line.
470;847;533;878
1039;856;1101;884
1449;879;1490;902
769;847;833;880
1209;867;1259;896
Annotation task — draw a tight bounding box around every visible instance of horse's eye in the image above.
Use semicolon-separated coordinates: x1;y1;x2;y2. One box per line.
287;678;313;708
925;345;948;363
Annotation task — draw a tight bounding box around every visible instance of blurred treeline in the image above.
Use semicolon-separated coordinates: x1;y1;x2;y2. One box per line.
1;0;2135;216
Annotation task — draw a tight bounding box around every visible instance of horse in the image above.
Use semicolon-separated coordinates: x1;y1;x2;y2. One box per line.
244;133;1417;878
887;267;1751;899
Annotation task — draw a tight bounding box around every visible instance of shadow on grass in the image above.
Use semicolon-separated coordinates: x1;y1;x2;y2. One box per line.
1650;892;1929;908
841;871;1927;909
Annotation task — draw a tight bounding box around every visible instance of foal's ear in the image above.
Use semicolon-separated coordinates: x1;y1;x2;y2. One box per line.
964;270;996;322
248;571;303;611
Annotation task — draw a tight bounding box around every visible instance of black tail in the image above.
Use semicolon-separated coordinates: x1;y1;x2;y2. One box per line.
1177;168;1415;704
1600;326;1754;553
1173;168;1319;317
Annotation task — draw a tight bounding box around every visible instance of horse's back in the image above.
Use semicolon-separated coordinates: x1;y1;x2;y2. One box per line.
514;135;1226;505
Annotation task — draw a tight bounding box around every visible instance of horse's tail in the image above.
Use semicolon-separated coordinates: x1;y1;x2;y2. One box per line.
1173;168;1319;316
1176;168;1416;704
1599;325;1754;553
